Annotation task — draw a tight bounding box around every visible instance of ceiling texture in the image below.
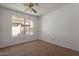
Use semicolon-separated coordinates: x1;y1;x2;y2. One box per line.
0;3;71;16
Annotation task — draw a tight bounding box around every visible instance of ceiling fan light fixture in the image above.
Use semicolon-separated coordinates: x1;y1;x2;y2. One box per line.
24;3;39;13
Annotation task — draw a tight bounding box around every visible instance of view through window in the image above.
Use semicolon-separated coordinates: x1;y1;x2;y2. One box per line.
12;16;33;37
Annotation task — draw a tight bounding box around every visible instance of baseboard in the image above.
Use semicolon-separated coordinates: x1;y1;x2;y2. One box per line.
0;39;37;49
39;39;79;52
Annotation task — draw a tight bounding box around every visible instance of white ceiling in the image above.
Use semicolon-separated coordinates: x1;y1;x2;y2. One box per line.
0;3;71;16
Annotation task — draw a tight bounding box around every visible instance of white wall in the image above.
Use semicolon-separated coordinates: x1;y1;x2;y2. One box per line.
0;10;1;38
0;7;39;48
40;4;79;51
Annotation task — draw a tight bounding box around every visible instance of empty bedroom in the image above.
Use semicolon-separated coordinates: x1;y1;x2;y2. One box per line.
0;3;79;56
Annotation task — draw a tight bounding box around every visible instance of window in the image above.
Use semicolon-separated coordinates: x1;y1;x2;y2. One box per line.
25;20;33;35
12;16;33;37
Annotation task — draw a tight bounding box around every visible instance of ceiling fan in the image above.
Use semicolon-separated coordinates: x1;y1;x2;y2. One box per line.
24;3;39;13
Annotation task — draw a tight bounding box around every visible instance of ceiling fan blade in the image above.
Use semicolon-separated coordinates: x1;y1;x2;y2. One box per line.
24;3;26;5
32;8;37;13
35;3;39;6
24;7;29;11
24;3;34;7
24;3;29;6
24;8;27;11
